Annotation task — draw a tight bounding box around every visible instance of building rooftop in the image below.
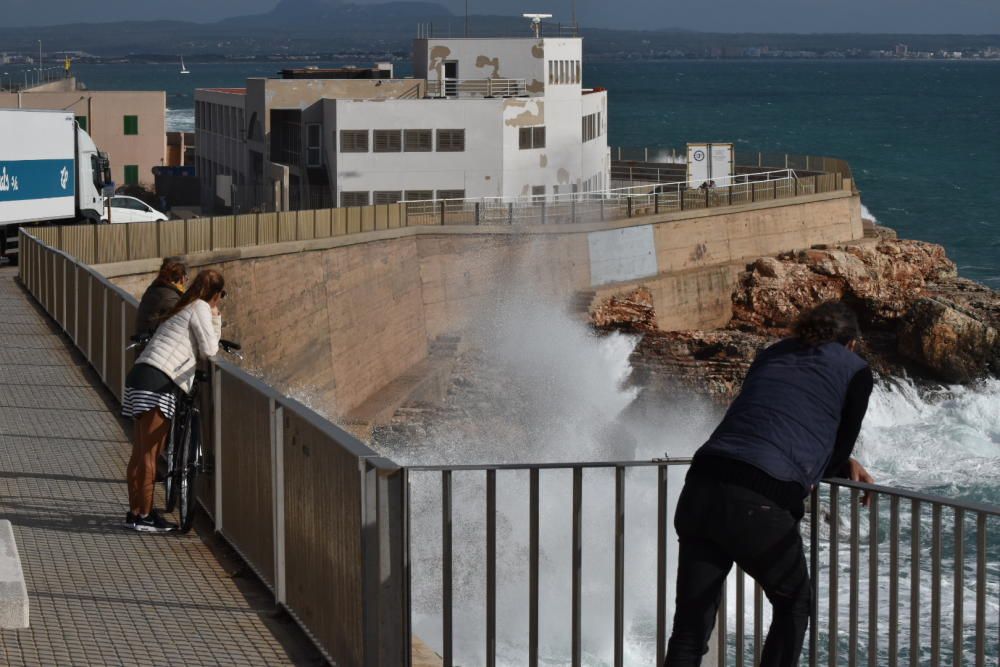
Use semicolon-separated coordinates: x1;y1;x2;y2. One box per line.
200;87;247;94
280;65;392;80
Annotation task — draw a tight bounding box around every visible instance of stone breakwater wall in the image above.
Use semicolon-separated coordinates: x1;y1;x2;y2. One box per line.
103;190;861;417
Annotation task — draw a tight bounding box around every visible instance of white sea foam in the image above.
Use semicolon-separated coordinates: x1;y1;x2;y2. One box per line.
166;107;194;133
861;201;878;224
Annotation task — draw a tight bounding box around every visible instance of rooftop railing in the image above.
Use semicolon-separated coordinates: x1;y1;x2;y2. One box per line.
426;77;527;98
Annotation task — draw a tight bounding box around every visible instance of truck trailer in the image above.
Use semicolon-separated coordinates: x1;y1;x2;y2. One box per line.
0;108;111;263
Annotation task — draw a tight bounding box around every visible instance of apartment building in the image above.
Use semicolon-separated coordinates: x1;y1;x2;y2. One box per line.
0;78;166;188
195;36;609;213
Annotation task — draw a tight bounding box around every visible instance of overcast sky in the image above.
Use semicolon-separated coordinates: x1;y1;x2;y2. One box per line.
2;0;1000;33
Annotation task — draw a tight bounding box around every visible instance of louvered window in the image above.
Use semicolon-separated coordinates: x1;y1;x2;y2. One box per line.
340;130;368;153
340;191;369;207
373;130;402;153
374;191;403;204
436;129;465;152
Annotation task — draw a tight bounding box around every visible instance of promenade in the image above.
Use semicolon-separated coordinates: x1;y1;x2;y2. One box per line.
0;266;321;666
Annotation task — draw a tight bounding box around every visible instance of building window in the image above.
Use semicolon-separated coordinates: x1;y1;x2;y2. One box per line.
306;124;322;167
123;115;139;135
76;115;88;132
436;189;465;201
548;61;555;84
404;190;433;201
436;129;465;152
124;165;139;185
374;191;403;204
373;129;402;153
532;185;546;199
519;126;546;150
341;191;369;207
340;130;369;153
404;129;433;152
575;60;582;84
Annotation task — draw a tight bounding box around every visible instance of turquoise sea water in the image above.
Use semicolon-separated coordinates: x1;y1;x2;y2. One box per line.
54;58;1000;287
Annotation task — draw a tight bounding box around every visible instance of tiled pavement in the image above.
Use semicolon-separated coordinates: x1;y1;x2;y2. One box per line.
0;267;323;666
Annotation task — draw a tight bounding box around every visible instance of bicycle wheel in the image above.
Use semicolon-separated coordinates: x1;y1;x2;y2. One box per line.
178;410;201;533
162;408;183;512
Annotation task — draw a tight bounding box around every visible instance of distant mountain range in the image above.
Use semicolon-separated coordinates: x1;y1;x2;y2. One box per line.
0;1;996;58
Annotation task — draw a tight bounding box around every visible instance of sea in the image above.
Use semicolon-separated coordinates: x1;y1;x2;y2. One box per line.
51;58;1000;663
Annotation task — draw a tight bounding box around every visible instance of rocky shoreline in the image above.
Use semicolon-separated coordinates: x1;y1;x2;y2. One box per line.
593;225;1000;403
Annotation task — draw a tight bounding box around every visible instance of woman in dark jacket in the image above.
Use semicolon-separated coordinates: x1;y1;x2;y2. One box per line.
665;301;875;667
135;257;187;336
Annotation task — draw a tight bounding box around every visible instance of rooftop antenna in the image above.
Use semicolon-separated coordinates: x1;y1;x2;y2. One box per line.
522;13;552;39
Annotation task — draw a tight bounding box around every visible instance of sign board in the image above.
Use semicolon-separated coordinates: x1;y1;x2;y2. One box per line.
686;143;734;188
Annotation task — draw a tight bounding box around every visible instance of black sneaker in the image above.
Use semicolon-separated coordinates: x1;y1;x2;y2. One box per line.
124;512;137;528
132;510;177;533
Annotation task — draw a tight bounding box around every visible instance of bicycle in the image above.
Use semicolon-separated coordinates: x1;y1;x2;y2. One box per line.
127;334;243;532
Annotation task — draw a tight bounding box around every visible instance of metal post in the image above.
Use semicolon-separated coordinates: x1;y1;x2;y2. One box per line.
508;202;514;225
868;494;880;667
975;513;986;667
614;467;625;667
656;466;668;664
931;505;942;664
541;200;546;225
829;485;840;667
213;363;223;530
475;202;480;225
954;508;965;665
529;469;539;667
910;500;921;667
627;196;632;218
849;489;860;666
442;471;453;667
571;467;582;667
440;200;446;226
486;469;496;667
271;402;286;604
889;496;900;667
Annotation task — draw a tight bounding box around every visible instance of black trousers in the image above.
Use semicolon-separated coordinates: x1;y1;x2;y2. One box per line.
665;475;811;667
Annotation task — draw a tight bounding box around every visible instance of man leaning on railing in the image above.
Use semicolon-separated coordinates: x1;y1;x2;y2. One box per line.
665;301;875;667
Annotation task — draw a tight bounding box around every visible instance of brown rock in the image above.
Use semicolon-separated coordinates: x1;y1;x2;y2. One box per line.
897;298;999;383
590;287;657;332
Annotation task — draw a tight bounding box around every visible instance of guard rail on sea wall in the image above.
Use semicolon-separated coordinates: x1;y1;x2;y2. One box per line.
16;230;409;667
613;147;856;188
406;461;1000;667
24;169;848;265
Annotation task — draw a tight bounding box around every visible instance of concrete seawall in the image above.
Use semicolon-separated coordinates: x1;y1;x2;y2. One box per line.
104;190;862;419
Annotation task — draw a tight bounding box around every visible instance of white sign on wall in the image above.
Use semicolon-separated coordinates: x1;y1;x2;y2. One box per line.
686;143;734;188
588;224;658;286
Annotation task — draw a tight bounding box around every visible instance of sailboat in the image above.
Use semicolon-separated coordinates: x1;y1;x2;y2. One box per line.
180;56;190;75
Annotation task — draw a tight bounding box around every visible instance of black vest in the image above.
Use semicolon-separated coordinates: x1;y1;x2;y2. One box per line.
696;338;869;491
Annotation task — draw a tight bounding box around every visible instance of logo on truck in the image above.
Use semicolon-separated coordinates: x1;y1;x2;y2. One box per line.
60;166;69;190
0;166;19;193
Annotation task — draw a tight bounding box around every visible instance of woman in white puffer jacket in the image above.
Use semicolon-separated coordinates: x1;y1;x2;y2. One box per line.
122;269;225;532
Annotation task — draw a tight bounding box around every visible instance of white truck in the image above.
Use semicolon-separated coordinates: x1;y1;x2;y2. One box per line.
0;108;111;264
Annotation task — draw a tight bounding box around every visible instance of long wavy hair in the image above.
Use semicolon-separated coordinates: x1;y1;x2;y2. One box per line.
793;301;860;347
163;269;224;320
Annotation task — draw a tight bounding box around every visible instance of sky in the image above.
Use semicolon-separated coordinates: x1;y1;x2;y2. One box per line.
2;0;999;33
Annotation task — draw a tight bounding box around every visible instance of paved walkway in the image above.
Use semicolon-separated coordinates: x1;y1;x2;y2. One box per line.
0;267;322;666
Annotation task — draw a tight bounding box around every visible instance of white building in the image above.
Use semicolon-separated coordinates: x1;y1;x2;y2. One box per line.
195;36;609;213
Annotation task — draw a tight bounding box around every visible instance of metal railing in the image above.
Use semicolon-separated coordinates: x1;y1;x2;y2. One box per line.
16;230;409;667
614;146;856;191
402;168;832;226
405;461;1000;666
426;78;527;98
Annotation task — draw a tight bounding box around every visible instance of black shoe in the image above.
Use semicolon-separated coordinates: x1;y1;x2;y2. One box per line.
132;510;177;533
124;511;137;528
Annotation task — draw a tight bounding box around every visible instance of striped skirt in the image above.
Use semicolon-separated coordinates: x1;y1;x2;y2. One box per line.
122;363;178;420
